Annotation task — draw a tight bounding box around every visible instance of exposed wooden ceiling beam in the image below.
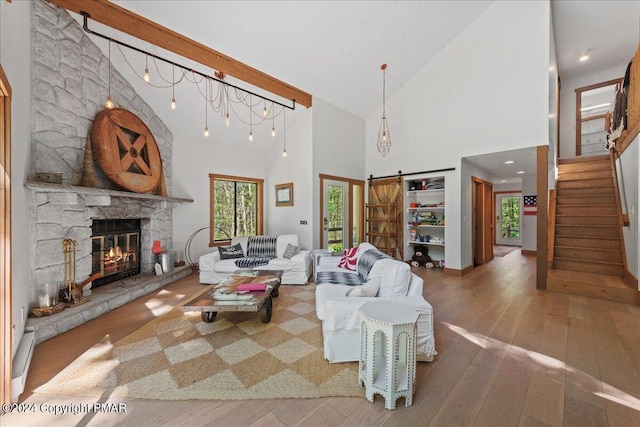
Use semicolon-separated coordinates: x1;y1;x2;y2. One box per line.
46;0;312;108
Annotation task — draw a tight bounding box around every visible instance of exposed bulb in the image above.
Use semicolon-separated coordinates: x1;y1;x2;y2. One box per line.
382;131;387;142
249;131;253;141
104;96;114;109
171;98;176;109
204;126;209;137
282;149;287;157
225;113;230;127
263;106;268;117
143;68;150;82
271;127;276;137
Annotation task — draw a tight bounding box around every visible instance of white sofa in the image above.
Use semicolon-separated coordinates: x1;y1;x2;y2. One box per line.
199;234;312;285
315;243;436;363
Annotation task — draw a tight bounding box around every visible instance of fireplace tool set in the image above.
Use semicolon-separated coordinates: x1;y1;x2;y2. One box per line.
60;239;101;306
31;239;100;317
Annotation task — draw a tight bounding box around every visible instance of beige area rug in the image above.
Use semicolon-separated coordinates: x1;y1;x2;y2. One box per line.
493;245;519;257
36;284;363;400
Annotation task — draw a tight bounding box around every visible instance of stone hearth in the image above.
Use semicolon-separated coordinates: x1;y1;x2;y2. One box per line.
26;266;193;344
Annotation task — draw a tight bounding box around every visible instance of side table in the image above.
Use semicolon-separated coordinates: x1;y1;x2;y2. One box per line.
358;300;419;410
312;248;333;282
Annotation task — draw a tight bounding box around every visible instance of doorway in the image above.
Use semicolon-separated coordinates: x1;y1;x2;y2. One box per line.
1;65;12;405
319;174;364;251
495;192;522;246
472;177;493;266
323;179;348;252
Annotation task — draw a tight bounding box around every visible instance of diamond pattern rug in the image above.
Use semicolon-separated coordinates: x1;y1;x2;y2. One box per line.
36;284;363;400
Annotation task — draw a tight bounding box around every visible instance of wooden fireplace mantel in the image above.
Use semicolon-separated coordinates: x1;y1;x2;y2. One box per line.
25;180;194;204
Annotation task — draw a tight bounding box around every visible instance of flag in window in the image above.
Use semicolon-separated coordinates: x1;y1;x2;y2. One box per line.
524;195;537;216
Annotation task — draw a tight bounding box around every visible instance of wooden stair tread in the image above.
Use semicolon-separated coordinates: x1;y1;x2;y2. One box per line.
557;155;609;164
555;214;617;217
556;203;616;208
556;193;614;204
556;186;614;191
547;268;636;304
555;224;619;228
547;269;632;289
554;234;620;239
553;256;623;266
554;245;621;252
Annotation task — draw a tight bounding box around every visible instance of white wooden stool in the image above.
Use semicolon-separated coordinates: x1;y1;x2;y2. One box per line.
358;300;419;410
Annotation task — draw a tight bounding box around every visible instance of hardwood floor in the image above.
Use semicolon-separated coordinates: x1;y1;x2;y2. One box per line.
4;251;639;426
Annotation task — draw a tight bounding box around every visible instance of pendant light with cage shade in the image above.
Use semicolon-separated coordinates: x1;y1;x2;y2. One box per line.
376;64;391;157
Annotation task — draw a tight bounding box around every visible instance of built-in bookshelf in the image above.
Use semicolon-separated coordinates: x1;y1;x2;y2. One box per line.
405;176;446;266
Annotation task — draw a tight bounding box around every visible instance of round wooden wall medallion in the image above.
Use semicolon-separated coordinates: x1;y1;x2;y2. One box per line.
90;108;162;193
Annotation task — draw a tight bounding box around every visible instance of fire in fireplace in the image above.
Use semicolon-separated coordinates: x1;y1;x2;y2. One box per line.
91;219;141;288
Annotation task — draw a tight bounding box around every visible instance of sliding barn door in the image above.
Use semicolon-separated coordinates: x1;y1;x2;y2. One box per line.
367;178;403;260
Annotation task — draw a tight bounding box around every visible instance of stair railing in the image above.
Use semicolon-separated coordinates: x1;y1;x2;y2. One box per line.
611;146;630;226
608;149;629;275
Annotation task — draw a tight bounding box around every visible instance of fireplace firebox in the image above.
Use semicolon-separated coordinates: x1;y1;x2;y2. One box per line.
91;219;141;288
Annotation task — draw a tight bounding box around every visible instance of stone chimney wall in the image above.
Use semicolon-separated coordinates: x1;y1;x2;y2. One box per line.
32;0;173;189
29;0;176;306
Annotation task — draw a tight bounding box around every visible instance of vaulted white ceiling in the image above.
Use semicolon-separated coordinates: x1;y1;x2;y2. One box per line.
112;0;494;119
78;1;639;170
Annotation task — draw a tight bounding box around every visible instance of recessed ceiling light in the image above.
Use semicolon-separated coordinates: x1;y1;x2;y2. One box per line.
517;171;525;174
500;180;507;183
505;160;514;164
579;53;589;62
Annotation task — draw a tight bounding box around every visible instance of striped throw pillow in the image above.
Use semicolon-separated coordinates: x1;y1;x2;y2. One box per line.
338;247;358;271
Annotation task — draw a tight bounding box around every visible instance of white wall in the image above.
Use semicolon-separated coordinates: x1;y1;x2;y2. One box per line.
1;0;32;357
265;106;314;250
559;65;627;159
311;98;365;249
171;140;272;264
365;1;550;271
493;181;522;193
618;137;638;284
460;159;491;269
548;15;558;183
172;104;317;259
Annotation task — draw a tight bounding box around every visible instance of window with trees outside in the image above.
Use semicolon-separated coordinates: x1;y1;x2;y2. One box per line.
209;174;263;246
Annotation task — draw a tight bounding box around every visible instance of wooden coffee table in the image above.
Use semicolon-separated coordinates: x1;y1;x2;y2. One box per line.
182;270;282;323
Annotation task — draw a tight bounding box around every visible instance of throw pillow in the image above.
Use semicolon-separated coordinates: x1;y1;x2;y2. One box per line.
218;243;244;260
338;247;358;271
283;243;299;259
346;276;380;297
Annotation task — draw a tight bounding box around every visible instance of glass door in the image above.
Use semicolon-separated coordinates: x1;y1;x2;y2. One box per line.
496;194;521;246
323;179;349;253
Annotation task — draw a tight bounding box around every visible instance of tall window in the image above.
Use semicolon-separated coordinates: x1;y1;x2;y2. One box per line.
209;174;263;246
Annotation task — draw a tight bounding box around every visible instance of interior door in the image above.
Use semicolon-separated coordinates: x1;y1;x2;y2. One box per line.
483;181;494;262
472;177;493;265
322;179;349;252
496;193;522;246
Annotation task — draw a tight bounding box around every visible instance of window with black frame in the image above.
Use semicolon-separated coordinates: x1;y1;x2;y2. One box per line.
209;174;263;246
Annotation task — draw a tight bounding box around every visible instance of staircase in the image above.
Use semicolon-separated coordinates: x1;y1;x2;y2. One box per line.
548;154;636;304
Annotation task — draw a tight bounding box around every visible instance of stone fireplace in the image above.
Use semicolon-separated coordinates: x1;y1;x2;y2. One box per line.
28;1;187;308
91;218;141;288
27;184;178;304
